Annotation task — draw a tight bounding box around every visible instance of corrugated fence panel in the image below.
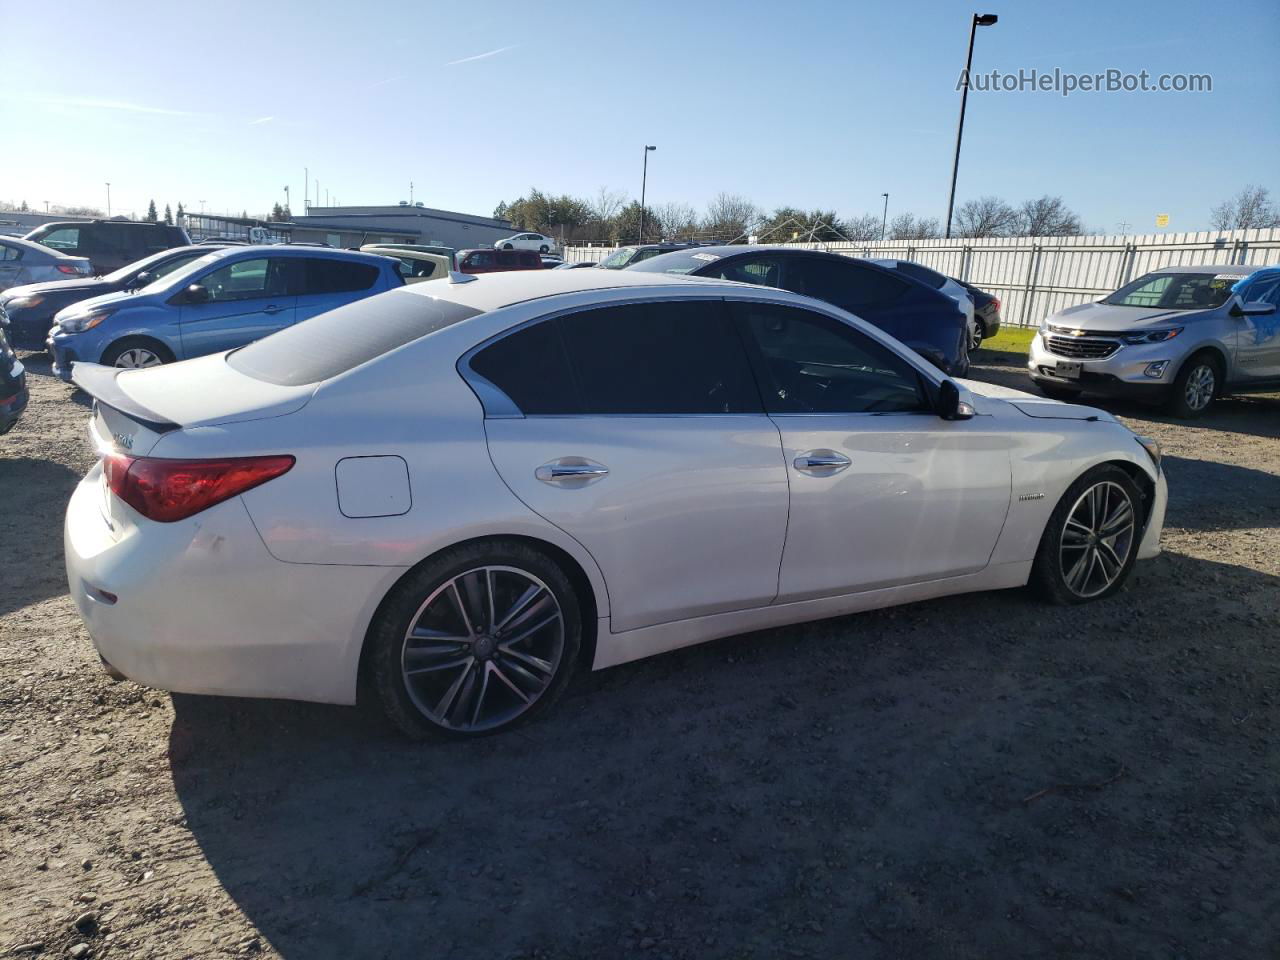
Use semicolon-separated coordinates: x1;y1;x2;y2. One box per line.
559;229;1280;322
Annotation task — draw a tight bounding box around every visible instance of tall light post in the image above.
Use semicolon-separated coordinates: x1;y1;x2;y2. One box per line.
105;183;111;218
944;12;998;239
880;193;890;241
638;145;656;243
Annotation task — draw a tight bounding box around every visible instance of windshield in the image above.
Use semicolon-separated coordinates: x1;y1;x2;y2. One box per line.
598;247;637;270
227;288;481;386
626;250;721;275
1104;272;1243;310
102;248;206;285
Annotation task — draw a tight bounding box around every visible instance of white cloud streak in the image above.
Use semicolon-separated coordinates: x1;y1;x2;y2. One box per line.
249;116;275;125
447;44;517;66
22;95;193;116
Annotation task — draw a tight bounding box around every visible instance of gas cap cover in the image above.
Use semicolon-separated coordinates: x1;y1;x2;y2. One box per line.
335;456;412;518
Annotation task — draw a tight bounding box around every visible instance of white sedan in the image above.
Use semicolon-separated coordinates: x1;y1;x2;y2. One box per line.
64;270;1166;738
494;232;555;254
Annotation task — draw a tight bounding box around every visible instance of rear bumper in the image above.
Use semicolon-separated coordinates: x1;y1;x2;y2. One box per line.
48;335;78;381
64;468;407;705
0;369;28;434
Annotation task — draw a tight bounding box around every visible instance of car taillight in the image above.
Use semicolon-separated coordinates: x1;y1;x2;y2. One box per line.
56;264;83;275
104;454;295;522
992;298;1001;311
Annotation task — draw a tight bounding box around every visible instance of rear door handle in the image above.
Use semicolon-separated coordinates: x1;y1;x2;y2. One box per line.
263;304;285;315
535;458;609;486
794;450;851;474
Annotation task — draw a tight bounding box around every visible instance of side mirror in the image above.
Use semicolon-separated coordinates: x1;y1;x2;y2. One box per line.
1229;296;1277;318
937;380;975;421
184;283;210;304
130;270;154;289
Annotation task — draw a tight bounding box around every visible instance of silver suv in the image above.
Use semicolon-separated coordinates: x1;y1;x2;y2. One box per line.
1028;264;1280;417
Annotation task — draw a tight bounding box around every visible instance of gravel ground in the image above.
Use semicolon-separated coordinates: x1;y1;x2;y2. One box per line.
2;349;1278;960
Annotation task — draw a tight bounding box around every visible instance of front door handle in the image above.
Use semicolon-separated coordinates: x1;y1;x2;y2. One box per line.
535;458;609;486
794;450;851;474
263;304;285;315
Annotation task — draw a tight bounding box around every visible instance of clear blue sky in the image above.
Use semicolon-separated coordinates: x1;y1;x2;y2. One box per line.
2;0;1277;232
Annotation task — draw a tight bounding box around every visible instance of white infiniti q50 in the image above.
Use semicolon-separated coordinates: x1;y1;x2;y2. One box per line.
64;270;1166;737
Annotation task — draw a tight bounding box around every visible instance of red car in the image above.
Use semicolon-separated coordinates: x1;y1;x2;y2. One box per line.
457;248;543;274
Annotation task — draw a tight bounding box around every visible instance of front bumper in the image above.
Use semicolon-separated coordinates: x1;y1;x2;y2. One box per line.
64;467;406;705
1027;332;1174;399
1138;468;1167;561
0;367;28;434
47;333;78;382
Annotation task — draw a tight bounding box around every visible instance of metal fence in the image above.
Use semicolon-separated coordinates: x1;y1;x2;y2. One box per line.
562;228;1280;327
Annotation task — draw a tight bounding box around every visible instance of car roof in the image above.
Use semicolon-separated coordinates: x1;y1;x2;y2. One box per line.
192;244;394;265
1146;263;1254;276
401;266;740;313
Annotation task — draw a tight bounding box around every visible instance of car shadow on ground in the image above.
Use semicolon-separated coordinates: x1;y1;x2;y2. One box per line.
0;457;83;616
1162;455;1280;532
168;551;1280;959
970;354;1280;439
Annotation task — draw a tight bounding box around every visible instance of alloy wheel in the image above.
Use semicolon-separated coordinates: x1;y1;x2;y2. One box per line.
400;565;565;733
1184;364;1215;412
113;348;163;368
1059;480;1136;599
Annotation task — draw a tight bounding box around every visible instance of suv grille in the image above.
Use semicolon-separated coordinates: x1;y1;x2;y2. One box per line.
1045;334;1120;360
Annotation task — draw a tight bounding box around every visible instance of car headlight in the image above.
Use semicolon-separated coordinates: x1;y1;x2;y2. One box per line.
1134;434;1161;469
59;310;112;333
4;294;44;310
1122;327;1182;345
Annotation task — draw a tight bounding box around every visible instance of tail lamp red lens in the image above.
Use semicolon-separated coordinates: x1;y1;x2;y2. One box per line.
104;454;295;522
56;264;82;275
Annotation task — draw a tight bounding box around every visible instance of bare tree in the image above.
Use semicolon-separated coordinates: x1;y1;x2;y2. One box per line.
589;186;627;225
889;213;941;240
1210;185;1280;230
953;196;1019;238
843;213;883;242
653;201;699;240
703;192;759;242
1016;196;1083;237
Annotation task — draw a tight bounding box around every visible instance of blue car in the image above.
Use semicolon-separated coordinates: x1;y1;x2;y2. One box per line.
47;246;404;379
626;246;971;375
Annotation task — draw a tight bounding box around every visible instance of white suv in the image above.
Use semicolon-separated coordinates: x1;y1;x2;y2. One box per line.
495;233;555;254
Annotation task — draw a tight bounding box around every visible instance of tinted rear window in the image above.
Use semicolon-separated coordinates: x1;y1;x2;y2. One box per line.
302;258;380;294
227;289;481;386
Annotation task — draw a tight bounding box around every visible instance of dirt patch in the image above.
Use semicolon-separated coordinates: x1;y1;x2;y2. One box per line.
2;350;1278;959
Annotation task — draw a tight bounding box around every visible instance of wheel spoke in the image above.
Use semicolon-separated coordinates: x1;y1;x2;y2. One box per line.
1065;550;1090;590
498;644;553;675
494;583;546;634
489;663;531;703
469;664;493;726
1100;500;1133;535
449;581;476;638
485;568;497;634
406;655;473;676
501;611;560;648
435;660;475;718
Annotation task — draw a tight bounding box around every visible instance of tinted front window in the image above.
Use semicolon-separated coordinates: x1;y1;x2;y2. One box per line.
598;247;637;269
558;301;760;415
711;257;782;287
228;289;482;386
736;302;925;415
466;251;495;269
302;258;379;294
149;251;204;281
199;258;286;302
0;243;21;261
469;321;578;415
1105;272;1240;310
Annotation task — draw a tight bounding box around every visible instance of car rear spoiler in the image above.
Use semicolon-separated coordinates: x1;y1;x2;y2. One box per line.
70;362;179;433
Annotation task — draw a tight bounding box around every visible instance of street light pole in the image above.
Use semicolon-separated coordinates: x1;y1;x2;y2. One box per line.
881;193;890;241
639;145;656;243
105;183;111;218
944;13;998;239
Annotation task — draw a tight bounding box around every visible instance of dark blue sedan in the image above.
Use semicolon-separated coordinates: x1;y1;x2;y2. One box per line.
627;246;970;375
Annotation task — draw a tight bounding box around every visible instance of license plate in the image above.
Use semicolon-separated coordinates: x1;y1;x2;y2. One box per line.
1054;361;1082;380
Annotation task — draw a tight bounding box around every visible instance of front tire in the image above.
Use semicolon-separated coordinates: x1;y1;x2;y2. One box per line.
1166;354;1218;418
1030;465;1143;605
502;243;514;250
970;320;986;351
101;337;174;369
369;540;581;739
539;245;550;254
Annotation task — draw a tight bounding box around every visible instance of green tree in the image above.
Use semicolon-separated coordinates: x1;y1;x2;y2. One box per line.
270;203;285;221
756;208;847;243
163;203;173;225
145;199;158;222
611;201;663;244
19;200;29;212
175;202;185;223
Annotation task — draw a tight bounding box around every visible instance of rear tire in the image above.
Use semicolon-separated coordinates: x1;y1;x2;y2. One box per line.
503;243;514;250
1037;383;1081;402
1166;353;1219;419
368;540;582;739
1030;465;1144;605
100;337;174;369
539;245;550;254
970;320;986;351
